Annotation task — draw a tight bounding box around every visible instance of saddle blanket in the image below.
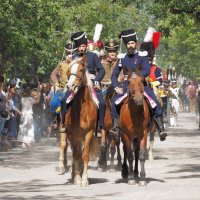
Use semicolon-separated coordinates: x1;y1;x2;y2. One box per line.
115;93;128;105
66;86;99;108
115;92;157;108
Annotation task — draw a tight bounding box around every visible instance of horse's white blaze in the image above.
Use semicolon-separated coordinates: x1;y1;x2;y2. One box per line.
67;63;79;87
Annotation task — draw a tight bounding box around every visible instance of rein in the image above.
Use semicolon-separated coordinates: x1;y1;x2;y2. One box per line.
69;73;83;81
68;68;87;89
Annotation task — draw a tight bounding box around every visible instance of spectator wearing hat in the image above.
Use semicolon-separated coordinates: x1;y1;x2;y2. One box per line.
60;31;105;133
111;29;167;140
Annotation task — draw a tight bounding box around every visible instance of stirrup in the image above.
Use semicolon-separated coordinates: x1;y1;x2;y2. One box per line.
96;129;102;138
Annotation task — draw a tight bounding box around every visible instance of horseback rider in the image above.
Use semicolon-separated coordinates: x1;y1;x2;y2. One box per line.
110;29;167;141
140;41;163;103
60;31;105;132
50;42;77;132
101;39;121;92
51;42;77;90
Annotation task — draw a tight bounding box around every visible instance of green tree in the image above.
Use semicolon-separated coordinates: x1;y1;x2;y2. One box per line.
0;0;67;82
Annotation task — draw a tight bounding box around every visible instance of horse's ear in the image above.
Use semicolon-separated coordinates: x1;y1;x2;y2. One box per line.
138;64;142;71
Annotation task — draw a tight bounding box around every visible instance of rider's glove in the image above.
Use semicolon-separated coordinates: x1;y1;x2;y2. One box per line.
94;81;100;86
114;87;123;94
93;81;101;90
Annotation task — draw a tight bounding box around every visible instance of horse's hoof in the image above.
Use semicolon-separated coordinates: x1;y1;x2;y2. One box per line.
55;166;65;175
117;163;122;169
74;179;82;186
121;172;128;180
139;181;147;186
128;180;137;185
81;180;89;187
148;155;154;161
109;168;116;173
121;165;128;179
98;167;106;172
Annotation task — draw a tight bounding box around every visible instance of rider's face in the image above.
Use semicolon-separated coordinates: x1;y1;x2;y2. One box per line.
78;44;87;54
107;51;117;61
127;41;137;56
127;41;136;49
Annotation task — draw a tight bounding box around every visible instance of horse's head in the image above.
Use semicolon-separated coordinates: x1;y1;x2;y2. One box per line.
128;69;144;106
67;54;87;93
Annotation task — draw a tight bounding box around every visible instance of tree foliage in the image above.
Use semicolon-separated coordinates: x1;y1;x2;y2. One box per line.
0;0;151;82
0;0;199;81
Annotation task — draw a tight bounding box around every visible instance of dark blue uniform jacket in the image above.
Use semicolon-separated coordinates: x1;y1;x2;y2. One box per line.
111;52;150;88
73;51;105;83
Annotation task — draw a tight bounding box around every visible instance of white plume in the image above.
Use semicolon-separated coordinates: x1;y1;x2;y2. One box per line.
93;24;103;44
144;27;156;42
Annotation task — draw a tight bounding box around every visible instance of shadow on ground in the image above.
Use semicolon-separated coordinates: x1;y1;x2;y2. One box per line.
0;179;119;200
0;140;67;170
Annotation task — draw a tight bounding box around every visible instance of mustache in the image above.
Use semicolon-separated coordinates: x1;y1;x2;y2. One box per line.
128;47;135;51
127;47;136;55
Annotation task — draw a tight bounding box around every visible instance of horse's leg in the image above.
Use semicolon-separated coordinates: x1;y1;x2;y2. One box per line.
73;145;82;185
121;143;128;180
134;140;139;180
116;138;122;169
56;113;61;144
121;134;135;184
126;138;136;185
82;130;93;186
106;134;112;160
56;131;67;175
148;131;154;161
109;138;116;172
98;129;107;171
139;128;148;186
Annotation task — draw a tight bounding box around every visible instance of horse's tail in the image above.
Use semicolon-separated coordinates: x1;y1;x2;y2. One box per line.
89;136;100;160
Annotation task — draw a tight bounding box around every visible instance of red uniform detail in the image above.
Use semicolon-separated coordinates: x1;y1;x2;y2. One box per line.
150;65;157;81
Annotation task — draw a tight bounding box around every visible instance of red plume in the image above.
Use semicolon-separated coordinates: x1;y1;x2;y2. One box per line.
96;40;103;49
152;32;161;49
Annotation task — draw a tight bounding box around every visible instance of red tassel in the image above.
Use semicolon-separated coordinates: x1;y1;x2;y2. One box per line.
152;32;161;49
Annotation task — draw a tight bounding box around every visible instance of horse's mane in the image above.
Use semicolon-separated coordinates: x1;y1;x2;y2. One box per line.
84;68;99;107
127;68;143;80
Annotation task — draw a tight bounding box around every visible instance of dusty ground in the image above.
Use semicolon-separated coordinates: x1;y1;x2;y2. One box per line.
0;112;200;200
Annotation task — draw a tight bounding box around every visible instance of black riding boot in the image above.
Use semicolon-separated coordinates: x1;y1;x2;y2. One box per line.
110;118;120;140
155;115;167;141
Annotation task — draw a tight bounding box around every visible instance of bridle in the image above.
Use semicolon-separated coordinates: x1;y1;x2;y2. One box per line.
128;72;144;101
68;65;86;91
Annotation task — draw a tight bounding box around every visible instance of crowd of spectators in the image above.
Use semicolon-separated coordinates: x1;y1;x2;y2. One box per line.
0;75;59;150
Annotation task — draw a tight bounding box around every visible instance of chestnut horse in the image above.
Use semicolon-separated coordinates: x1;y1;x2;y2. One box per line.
120;69;154;186
98;86;122;171
59;54;100;186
